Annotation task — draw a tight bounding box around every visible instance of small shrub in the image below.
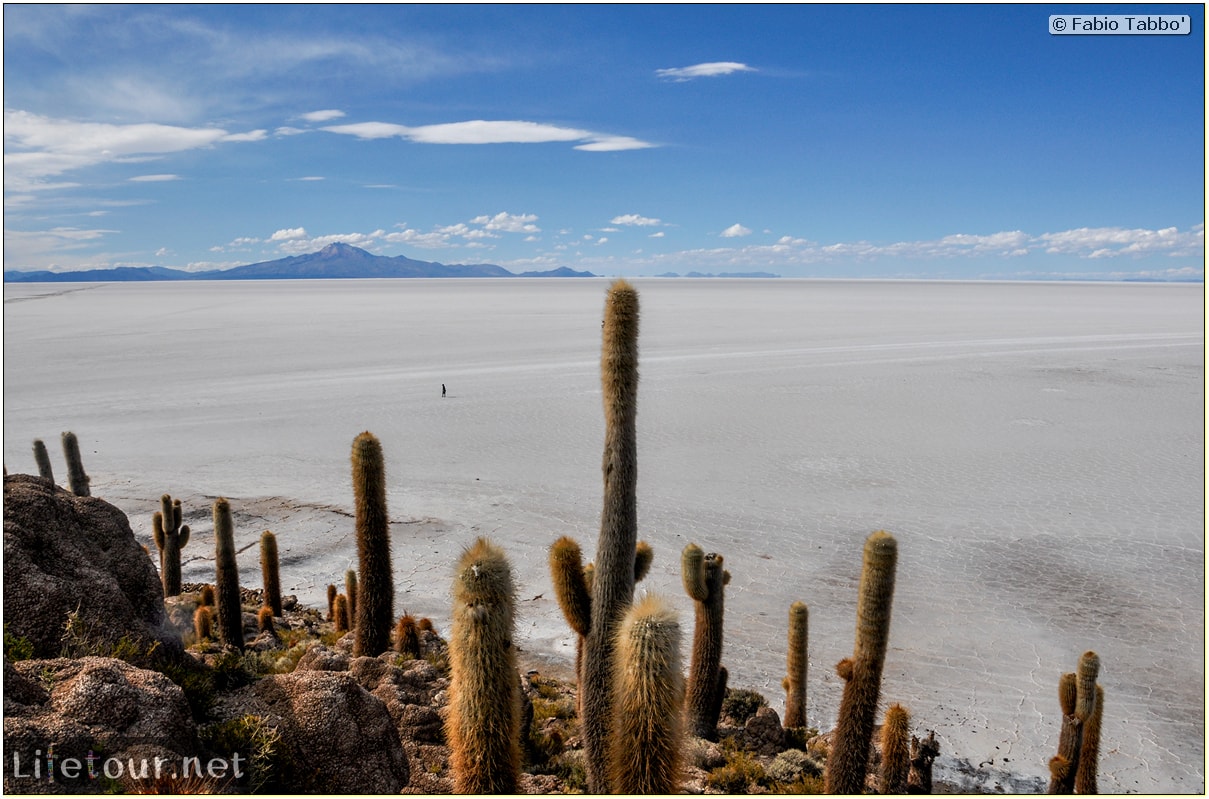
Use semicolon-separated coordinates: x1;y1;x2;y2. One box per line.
4;624;34;661
706;749;767;793
767;748;823;783
158;660;217;721
200;714;285;792
721;687;768;726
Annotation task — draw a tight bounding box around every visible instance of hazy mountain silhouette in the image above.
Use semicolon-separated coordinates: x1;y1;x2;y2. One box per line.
4;243;597;282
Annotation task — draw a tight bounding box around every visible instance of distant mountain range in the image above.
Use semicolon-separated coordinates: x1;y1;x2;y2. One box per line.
3;243;597;282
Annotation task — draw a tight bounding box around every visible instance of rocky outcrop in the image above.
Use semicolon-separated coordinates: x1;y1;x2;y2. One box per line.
3;475;179;659
222;670;410;793
4;657;198;793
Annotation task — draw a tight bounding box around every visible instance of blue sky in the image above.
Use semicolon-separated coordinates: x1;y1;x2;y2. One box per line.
4;4;1204;279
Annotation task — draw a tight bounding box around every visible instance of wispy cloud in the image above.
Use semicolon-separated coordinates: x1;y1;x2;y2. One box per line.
720;223;752;238
3;110;263;191
656;61;757;81
249;212;544;255
611;214;662;226
301;109;345;122
323;119;655;150
128;174;181;182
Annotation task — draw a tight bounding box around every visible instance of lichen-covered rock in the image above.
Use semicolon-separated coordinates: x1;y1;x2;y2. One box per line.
3;475;179;659
4;657;197;794
226;670;409;793
294;643;350;672
743;705;787;757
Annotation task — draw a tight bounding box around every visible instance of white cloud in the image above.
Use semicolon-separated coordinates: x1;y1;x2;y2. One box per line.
301;109;345;122
324;119;655;150
3;110;262;191
611;214;662;227
294;176;325;181
470;212;540;233
649;231;665;238
269;227;307;241
128;173;181;182
656;62;757;81
275;126;307;136
721;223;752;238
596;237;609;245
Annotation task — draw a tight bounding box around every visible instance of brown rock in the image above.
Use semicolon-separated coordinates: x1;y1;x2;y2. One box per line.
3;475;179;659
227;670;409;793
743;705;787;756
4;657;197;793
295;643;350;672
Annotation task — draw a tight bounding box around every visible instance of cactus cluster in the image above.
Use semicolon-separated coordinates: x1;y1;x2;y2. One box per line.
1048;650;1103;794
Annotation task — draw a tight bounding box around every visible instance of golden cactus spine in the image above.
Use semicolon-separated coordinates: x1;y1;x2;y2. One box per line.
257;606;276;635
1074;684;1104;794
682;543;728;741
825;530;897;795
446;538;520;794
345;569;358;628
212;497;244;651
350;431;393;657
880;703;912;794
61;431;90;496
783;601;809;729
259;530;282;617
1048;651;1101;794
326;584;337;621
610;594;684;794
581;279;641;794
200;584;215;607
32;439;54;482
154;494;190;597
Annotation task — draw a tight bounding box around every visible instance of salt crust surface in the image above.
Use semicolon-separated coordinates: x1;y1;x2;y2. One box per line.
3;278;1203;792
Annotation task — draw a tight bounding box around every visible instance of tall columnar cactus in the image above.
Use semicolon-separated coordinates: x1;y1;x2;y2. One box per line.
259;531;282;616
880;703;912;794
610;594;684;794
200;584;215;607
581;279;641;794
825;530;898;795
344;569;359;629
326;584;337;621
212;497;244;651
61;431;90;496
351;431;393;657
153;494;191;597
257;606;276;636
446;538;520;794
682;543;729;741
32;439;54;482
1074;684;1104;794
1049;651;1102;794
783;601;809;729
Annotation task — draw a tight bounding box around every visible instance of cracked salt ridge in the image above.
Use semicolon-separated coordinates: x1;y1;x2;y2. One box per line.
4;279;1204;794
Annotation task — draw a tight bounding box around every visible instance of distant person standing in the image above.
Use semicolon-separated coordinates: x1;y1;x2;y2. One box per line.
442;383;446;398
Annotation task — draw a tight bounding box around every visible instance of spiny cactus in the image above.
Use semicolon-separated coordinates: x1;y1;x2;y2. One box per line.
194;606;214;642
682;542;729;741
394;615;421;659
1049;651;1102;794
212;498;244;651
825;530;897;795
1074;684;1104;794
880;703;911;794
153;494;191;597
259;531;282;617
61;431;90;496
446;538;520;794
345;569;358;629
257;606;276;635
326;584;337;621
32;439;54;482
351;432;393;657
333;594;350;633
783;601;809;729
200;584;215;607
579;274;644;793
418;617;434;632
610;594;684;794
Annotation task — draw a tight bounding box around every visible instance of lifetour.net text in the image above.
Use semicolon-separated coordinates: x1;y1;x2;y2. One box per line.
9;746;244;785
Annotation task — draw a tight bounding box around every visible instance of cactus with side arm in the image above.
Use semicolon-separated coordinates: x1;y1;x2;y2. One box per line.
153;494;191;597
682;543;729;741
